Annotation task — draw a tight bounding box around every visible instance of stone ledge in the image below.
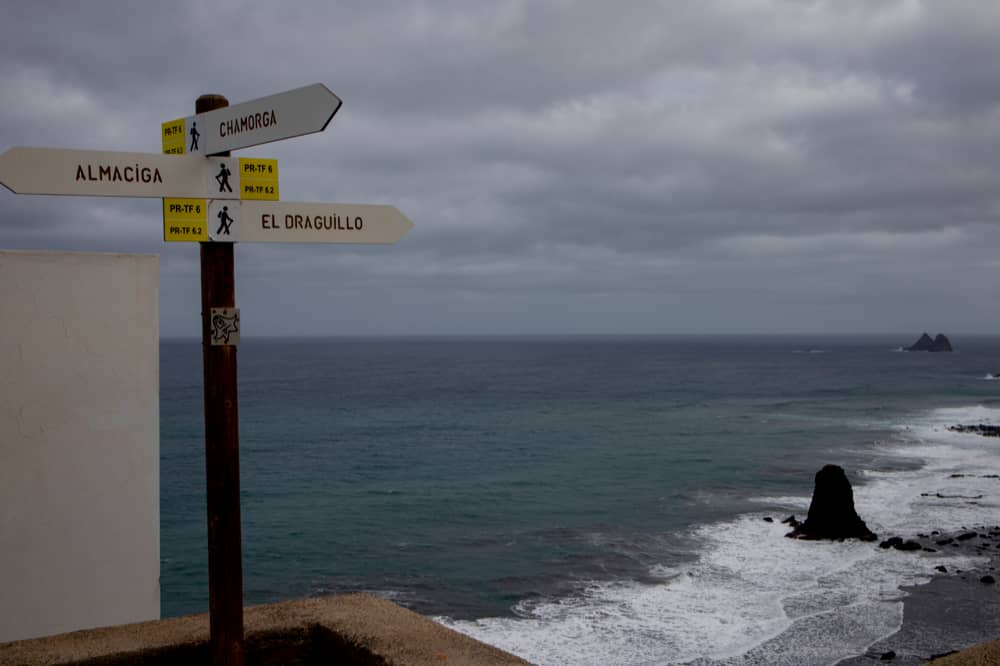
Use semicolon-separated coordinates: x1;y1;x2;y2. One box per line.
0;594;533;665
929;639;1000;665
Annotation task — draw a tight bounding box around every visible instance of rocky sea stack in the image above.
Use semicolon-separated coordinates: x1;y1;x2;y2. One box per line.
786;464;877;541
905;332;953;352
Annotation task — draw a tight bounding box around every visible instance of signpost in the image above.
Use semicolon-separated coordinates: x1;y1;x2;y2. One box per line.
1;82;413;666
161;83;342;155
195;93;243;666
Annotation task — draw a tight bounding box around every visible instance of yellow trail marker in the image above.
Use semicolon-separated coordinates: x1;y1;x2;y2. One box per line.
237;158;279;201
163;198;208;241
162;118;186;155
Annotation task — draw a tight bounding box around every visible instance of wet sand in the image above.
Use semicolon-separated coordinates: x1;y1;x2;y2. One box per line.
839;559;1000;664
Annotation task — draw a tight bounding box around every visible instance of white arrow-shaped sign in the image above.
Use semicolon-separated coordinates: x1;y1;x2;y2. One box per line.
163;83;342;155
241;201;413;244
0;147;275;200
164;200;414;244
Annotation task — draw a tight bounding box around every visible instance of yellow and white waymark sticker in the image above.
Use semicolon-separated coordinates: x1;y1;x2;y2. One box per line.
238;158;279;200
163;198;207;241
161;118;186;155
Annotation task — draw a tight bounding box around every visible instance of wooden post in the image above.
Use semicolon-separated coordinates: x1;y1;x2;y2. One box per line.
197;93;245;666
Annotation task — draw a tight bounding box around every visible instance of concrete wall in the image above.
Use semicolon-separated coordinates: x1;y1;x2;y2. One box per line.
0;250;160;642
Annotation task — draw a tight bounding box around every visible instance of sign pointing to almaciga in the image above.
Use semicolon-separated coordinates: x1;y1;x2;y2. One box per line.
0;147;276;200
162;83;343;155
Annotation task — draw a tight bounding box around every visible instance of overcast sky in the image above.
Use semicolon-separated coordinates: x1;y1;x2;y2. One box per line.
2;1;999;336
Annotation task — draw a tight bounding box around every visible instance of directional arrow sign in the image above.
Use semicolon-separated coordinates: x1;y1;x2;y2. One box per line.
240;201;413;244
163;201;413;244
0;147;277;200
162;83;342;155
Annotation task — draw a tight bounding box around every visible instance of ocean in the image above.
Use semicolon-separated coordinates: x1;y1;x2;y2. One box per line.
160;335;1000;665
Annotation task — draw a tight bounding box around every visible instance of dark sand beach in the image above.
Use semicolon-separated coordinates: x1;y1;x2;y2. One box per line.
840;554;1000;664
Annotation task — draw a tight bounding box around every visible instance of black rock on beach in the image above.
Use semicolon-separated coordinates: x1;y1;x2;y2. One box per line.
948;424;1000;438
786;464;878;541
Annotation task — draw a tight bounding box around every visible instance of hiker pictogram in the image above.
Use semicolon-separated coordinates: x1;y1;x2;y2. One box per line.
216;205;234;235
189;121;200;151
215;163;232;193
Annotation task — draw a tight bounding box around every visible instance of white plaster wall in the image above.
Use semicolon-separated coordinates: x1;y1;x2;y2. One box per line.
0;250;160;642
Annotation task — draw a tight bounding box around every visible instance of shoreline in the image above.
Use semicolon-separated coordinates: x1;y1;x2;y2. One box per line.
838;559;1000;664
837;425;1000;664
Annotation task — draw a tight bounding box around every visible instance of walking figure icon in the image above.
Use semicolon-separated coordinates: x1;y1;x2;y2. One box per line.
215;163;233;193
216;206;234;235
189;121;200;151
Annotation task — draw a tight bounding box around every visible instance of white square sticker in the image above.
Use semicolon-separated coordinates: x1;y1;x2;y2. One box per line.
206;157;240;200
210;307;240;346
185;115;203;155
208;200;240;242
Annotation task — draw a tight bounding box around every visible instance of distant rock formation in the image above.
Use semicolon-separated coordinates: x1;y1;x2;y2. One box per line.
905;333;953;352
948;424;1000;437
907;333;934;350
786;465;877;541
931;334;953;351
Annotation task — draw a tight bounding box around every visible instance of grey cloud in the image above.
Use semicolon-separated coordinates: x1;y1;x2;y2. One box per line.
2;1;999;335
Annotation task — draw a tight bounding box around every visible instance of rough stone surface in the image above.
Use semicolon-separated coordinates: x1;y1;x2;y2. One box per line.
786;465;877;541
0;594;532;666
948;424;1000;437
931;640;1000;665
907;333;935;351
931;334;953;352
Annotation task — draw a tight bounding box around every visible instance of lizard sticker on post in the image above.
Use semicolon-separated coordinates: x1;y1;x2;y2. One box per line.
210;307;240;346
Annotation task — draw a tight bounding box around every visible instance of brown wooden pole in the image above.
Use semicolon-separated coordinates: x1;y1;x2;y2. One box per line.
197;93;245;666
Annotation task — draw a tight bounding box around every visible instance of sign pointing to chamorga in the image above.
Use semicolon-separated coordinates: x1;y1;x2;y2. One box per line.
162;83;343;155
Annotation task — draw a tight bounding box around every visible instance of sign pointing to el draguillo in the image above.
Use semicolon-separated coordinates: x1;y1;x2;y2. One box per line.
164;201;413;244
241;202;412;243
1;82;413;666
162;83;342;155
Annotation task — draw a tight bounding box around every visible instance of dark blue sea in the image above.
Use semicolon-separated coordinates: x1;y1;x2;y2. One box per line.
161;335;1000;664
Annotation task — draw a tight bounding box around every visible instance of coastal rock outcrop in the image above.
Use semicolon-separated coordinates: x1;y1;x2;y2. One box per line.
786;465;877;541
905;333;953;352
931;334;953;351
907;333;934;351
948;424;1000;437
879;536;922;550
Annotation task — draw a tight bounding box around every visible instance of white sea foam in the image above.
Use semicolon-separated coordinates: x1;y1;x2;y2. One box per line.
442;404;1000;665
